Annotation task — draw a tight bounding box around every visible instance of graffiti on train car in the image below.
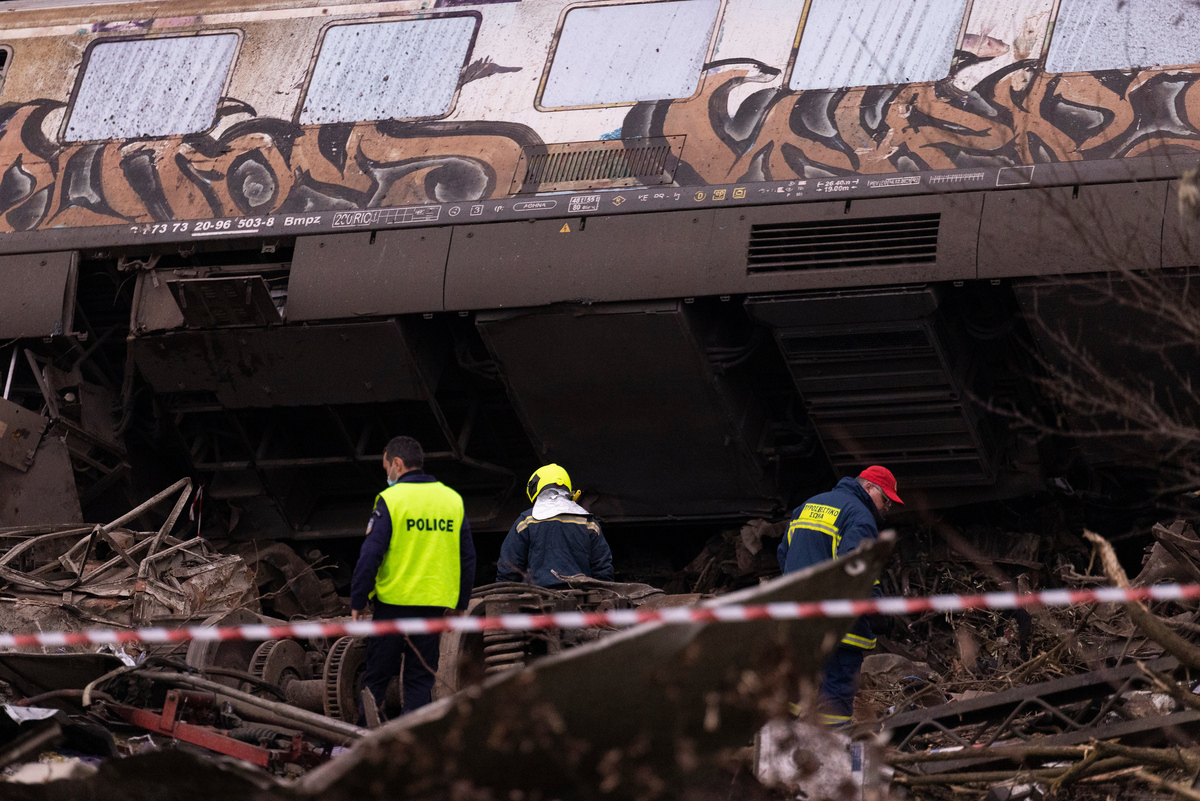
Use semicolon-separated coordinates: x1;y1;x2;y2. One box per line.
0;60;1196;234
0;98;542;232
635;63;1200;185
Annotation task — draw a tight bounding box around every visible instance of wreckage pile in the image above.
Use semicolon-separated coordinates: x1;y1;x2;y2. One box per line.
6;499;1200;799
0;479;344;640
872;518;1200;799
0;480;362;783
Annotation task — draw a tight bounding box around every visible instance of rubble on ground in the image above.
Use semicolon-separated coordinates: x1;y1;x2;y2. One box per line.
0;534;891;799
8;507;1200;800
674;519;785;594
0;482;369;787
871;518;1200;799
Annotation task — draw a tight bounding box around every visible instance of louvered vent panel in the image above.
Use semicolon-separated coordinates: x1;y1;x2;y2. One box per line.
747;213;940;274
779;329;931;358
511;136;685;194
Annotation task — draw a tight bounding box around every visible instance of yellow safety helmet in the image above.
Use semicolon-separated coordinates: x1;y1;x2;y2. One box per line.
526;464;580;502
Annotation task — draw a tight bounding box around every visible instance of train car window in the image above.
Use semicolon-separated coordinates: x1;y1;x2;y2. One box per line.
0;46;11;94
788;0;969;90
300;15;477;125
1046;0;1200;73
65;34;239;141
539;0;721;109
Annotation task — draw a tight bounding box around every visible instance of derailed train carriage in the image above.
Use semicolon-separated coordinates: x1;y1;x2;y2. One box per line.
0;0;1197;537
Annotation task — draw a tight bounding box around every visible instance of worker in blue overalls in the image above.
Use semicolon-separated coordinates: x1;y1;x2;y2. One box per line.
777;465;902;727
497;464;614;587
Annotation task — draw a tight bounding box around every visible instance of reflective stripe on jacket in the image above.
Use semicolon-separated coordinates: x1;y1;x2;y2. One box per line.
777;477;882;650
372;479;465;607
497;510;614;587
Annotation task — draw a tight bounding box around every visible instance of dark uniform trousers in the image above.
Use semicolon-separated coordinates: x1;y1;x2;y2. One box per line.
819;646;866;726
360;601;444;723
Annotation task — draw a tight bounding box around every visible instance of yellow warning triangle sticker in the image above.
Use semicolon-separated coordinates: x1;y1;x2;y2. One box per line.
559;222;571;233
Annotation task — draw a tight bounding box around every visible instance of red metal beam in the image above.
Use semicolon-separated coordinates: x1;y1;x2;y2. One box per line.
108;691;272;767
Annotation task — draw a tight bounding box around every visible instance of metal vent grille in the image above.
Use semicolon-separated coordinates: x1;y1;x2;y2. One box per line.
511;136;685;194
169;276;282;328
747;213;940;274
779;329;931;358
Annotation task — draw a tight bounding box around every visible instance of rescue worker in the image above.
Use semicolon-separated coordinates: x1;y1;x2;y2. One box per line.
777;465;902;727
351;436;476;719
497;464;614;587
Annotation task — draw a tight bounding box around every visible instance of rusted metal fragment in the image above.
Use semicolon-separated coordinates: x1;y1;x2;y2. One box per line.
0;398;47;473
0;431;82;527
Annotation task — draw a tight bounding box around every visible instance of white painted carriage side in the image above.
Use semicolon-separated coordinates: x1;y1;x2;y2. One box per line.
1046;0;1200;73
789;0;969;90
952;0;1054;90
299;15;477;125
712;0;804;74
65;33;238;141
539;0;722;108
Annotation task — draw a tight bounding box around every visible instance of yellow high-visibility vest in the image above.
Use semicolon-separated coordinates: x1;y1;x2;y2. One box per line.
372;480;464;607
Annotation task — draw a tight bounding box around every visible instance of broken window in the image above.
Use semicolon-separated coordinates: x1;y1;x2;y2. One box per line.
65;33;239;141
1046;0;1200;73
788;0;970;90
299;15;478;125
539;0;721;109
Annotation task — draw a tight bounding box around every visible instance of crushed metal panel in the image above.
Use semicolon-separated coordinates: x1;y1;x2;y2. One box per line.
978;182;1167;278
132;320;441;408
0;397;47;472
303;537;893;798
0;251;77;338
288;228;451;320
0;429;83;526
476;301;777;519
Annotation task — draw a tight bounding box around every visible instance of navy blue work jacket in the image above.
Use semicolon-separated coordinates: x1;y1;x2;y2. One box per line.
777;477;882;649
497;510;614;587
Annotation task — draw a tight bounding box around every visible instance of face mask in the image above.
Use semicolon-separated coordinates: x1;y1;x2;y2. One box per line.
387;475;399;487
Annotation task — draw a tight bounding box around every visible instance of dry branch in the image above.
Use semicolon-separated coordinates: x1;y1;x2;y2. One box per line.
1083;529;1200;671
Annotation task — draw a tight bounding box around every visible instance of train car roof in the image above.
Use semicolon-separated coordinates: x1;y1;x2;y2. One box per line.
0;0;396;28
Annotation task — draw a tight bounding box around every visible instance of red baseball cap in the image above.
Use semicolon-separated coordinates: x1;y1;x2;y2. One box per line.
858;465;903;505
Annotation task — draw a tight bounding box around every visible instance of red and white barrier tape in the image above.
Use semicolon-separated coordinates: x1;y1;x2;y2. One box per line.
3;584;1198;649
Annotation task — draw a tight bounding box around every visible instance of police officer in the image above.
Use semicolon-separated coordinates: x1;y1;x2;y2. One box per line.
497;464;613;587
351;436;476;718
777;465;902;727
